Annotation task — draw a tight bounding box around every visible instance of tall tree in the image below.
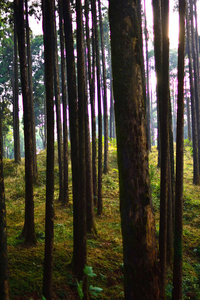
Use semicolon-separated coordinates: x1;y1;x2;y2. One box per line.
58;0;68;205
98;0;108;174
53;0;64;204
186;3;200;184
172;0;186;297
109;1;160;298
25;0;37;177
91;0;102;215
0;115;9;300
13;8;21;163
42;0;55;297
15;0;36;244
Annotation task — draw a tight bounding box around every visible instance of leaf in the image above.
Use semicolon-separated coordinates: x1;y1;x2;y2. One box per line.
84;265;96;277
89;285;103;297
77;280;84;300
42;296;46;300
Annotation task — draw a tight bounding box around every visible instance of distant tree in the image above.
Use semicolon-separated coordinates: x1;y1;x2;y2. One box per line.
109;1;160;298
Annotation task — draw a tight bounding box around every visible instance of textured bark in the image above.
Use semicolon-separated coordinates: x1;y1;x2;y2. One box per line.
91;0;102;215
15;0;36;245
186;3;200;185
172;0;186;298
62;0;80;277
25;0;37;178
90;13;97;205
53;0;64;204
98;0;108;174
13;10;21;163
58;0;69;205
42;0;54;297
159;1;170;298
109;1;160;299
0;116;9;300
76;0;87;280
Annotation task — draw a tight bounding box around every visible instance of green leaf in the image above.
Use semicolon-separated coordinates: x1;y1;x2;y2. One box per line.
89;285;103;297
84;265;96;277
77;280;84;300
42;296;46;300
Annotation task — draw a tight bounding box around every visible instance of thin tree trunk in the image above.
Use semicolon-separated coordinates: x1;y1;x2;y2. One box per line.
186;3;200;185
13;10;21;163
172;0;186;298
53;0;64;204
25;0;37;178
58;0;68;205
0;115;9;300
91;0;102;214
98;0;108;174
186;96;191;141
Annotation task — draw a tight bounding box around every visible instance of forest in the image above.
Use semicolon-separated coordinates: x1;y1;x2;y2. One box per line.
0;0;200;299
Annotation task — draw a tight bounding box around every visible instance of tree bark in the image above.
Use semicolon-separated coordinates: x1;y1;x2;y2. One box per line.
15;0;36;245
42;0;54;297
109;1;160;298
0;115;9;300
172;0;186;298
13;9;21;163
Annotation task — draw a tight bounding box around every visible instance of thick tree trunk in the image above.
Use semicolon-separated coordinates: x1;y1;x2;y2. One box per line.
109;1;160;299
15;0;36;245
42;0;54;297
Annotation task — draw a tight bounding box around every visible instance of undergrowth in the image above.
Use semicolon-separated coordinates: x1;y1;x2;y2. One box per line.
3;141;200;299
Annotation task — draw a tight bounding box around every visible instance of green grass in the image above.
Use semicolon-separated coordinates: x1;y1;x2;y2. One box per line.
3;141;200;299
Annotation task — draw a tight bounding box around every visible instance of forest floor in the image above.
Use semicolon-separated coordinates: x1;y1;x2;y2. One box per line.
3;140;200;299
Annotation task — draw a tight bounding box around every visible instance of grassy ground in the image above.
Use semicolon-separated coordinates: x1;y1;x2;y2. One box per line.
3;141;200;299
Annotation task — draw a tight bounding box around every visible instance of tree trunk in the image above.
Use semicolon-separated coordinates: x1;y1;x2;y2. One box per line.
58;0;69;205
25;0;37;178
109;1;160;298
186;3;200;185
85;0;96;234
91;0;102;215
15;0;36;245
172;0;186;298
98;0;108;174
0;116;9;300
42;0;55;297
13;10;21;163
53;0;64;204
